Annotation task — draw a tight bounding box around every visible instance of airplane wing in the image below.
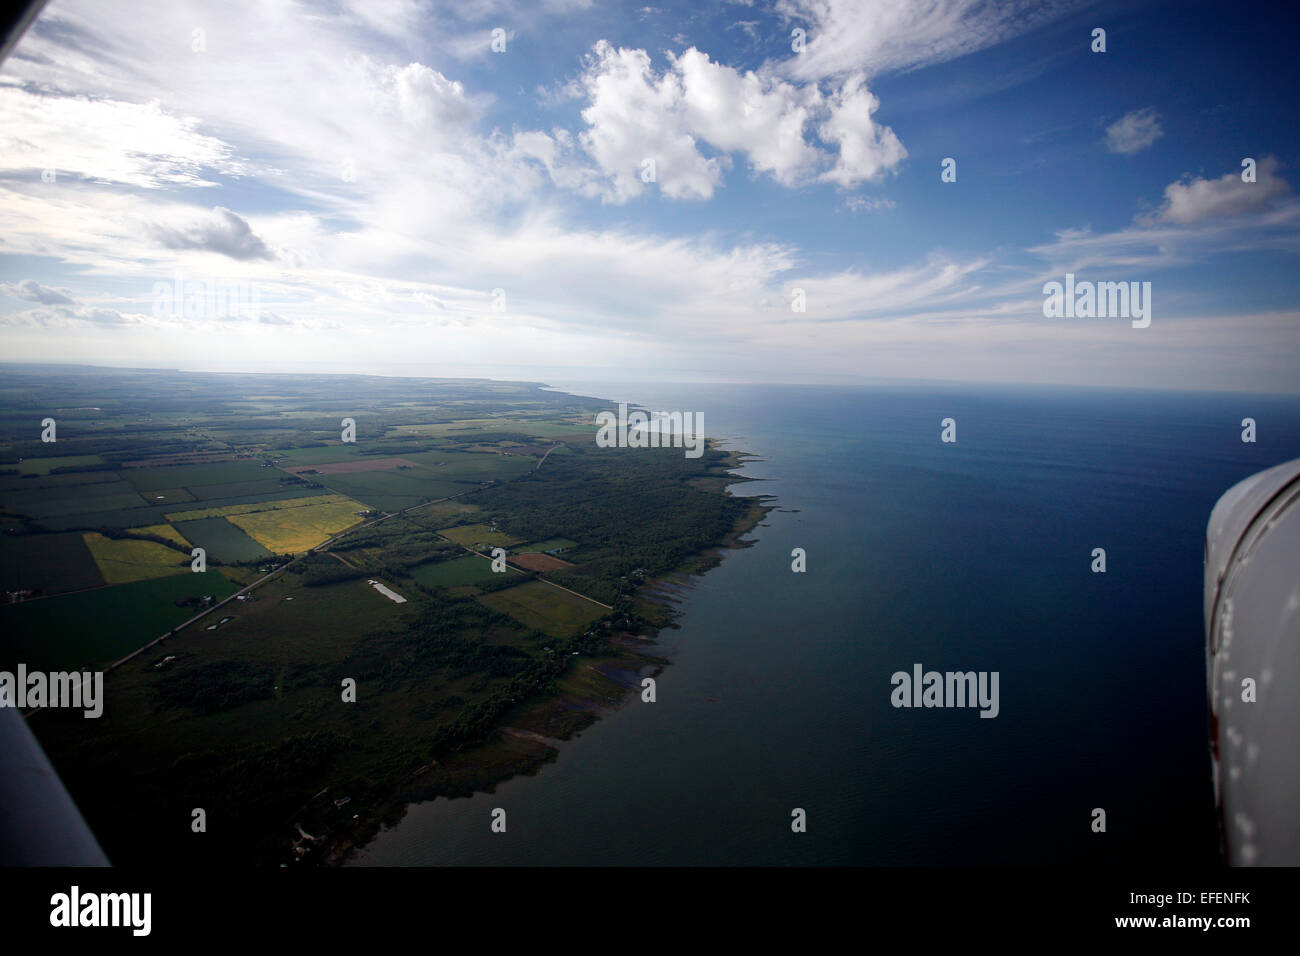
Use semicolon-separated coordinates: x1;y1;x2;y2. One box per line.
1205;456;1300;865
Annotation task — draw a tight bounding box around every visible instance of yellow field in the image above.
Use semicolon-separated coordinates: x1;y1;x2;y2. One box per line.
227;497;366;553
128;523;191;547
167;493;356;522
83;532;190;584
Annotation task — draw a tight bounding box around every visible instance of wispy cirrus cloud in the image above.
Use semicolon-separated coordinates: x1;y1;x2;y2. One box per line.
0;84;243;188
775;0;1087;81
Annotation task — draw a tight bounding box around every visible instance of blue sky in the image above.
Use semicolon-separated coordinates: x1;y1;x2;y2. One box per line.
0;0;1297;391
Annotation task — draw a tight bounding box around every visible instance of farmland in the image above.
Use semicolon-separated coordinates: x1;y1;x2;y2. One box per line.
477;580;607;638
519;536;580;553
268;444;368;465
283;456;422;475
510;552;573;572
403;449;538;482
82;532;190;584
435;522;524;549
166;492;354;522
0;531;103;595
30;485;328;532
129;524;191;546
0;571;240;672
392;419;595;441
0;363;765;868
179;477;306;499
227;496;366;553
171;517;272;563
312;469;465;512
1;476;148;519
12;453;107;475
122;460;277;492
409;554;524;588
416;500;481;524
141;486;196;505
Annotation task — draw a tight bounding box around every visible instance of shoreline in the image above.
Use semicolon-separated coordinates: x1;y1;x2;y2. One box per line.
324;442;776;866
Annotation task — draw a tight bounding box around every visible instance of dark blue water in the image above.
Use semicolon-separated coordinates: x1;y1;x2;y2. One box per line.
353;382;1300;865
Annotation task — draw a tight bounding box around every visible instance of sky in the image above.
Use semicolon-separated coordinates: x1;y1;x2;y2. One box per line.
0;0;1298;392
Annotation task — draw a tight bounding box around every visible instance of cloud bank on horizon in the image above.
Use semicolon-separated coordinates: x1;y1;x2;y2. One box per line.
0;0;1297;392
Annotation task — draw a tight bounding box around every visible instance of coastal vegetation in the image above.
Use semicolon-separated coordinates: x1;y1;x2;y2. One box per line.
0;365;767;865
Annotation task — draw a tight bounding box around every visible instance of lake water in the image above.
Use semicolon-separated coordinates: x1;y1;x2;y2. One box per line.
353;381;1300;865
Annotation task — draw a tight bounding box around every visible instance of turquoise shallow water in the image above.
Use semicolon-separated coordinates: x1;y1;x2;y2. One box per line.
353;381;1300;866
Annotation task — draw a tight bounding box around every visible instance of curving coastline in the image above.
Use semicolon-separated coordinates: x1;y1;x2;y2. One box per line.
329;440;775;865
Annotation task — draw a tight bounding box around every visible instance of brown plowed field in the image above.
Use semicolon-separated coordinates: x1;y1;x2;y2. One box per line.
510;552;574;572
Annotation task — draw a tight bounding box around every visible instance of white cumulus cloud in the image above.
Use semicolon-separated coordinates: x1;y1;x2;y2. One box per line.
1144;156;1292;226
1105;107;1163;155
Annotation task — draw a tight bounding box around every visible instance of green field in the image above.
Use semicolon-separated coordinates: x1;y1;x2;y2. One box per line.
0;473;132;499
413;500;481;523
409;554;523;588
0;532;104;595
0;471;123;493
270;445;365;465
388;418;509;437
172;517;273;563
123;461;274;492
19;490;148;519
0;572;241;671
404;449;538;482
0;475;141;519
37;486;329;532
4;484;147;519
14;454;107;475
186;478;305;499
520;537;580;553
167;493;356;522
397;420;593;441
500;421;595;440
436;522;523;548
476;580;607;638
83;532;190;584
314;469;468;513
140;486;196;505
